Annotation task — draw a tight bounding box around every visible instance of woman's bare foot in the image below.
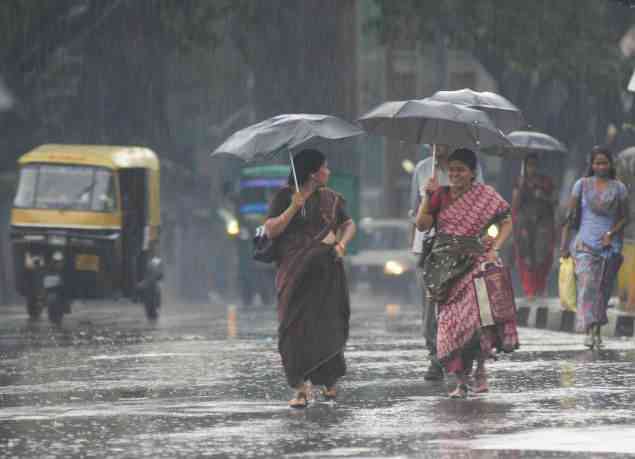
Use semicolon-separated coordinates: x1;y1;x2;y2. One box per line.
473;369;489;393
288;384;310;409
321;386;337;401
449;383;468;399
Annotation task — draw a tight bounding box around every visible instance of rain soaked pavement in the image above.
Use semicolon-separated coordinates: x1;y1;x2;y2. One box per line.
2;293;635;458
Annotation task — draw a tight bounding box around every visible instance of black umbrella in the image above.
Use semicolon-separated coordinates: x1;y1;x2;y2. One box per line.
487;130;567;176
358;98;509;147
211;113;364;191
429;88;526;134
358;98;510;173
498;130;567;160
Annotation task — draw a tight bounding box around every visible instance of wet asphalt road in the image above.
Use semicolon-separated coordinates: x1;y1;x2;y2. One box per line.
2;293;635;458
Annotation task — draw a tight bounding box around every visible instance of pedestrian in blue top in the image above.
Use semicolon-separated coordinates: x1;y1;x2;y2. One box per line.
561;146;630;349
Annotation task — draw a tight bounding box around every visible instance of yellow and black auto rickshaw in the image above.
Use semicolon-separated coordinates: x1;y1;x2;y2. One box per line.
10;144;163;322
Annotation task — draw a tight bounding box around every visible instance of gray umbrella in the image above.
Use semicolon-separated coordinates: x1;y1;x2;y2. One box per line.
430;88;525;133
211;113;364;162
357;98;511;149
616;147;635;187
497;130;567;160
211;113;364;191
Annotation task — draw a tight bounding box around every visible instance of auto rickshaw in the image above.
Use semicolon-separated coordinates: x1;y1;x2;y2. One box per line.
616;147;635;311
10;144;163;322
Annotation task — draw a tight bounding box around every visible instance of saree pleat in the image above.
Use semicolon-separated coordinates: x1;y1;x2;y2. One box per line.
574;243;623;332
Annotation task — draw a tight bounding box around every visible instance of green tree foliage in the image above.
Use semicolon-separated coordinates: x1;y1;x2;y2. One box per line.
0;0;244;170
371;0;635;156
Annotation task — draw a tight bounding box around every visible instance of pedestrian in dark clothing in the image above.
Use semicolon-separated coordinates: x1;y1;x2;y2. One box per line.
511;154;556;300
264;149;356;408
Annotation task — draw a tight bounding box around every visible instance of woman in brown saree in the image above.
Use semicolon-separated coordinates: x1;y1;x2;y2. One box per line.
264;149;356;408
416;148;518;398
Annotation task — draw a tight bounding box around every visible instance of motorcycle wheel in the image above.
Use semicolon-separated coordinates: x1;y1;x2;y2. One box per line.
26;293;44;320
144;284;161;320
47;297;65;324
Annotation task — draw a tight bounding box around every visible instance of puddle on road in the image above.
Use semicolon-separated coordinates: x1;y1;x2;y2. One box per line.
90;352;200;361
456;426;635;454
3;302;635;457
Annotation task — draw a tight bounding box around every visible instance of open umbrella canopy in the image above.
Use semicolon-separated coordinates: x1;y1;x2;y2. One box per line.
616;147;635;187
491;130;567;159
429;88;525;133
358;98;511;149
211;113;364;162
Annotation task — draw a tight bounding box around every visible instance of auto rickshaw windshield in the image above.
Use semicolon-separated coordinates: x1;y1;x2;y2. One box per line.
14;164;117;212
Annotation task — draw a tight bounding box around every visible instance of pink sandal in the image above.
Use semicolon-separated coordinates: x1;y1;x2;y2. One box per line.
449;383;468;399
473;370;489;393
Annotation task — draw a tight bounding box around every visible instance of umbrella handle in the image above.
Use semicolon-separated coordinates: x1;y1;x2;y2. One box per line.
431;144;436;179
289;151;306;217
289;151;300;192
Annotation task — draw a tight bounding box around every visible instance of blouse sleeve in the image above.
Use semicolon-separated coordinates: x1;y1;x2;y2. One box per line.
336;195;351;225
267;187;292;219
489;185;512;222
426;188;444;215
617;181;628;201
571;178;583;198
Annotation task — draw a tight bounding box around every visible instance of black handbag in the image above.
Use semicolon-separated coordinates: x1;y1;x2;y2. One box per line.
253;225;277;263
417;187;448;268
417;228;436;269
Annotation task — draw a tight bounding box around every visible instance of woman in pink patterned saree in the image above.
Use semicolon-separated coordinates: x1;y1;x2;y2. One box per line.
416;148;518;398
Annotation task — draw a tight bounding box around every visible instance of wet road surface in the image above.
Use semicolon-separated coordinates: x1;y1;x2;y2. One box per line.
1;294;635;458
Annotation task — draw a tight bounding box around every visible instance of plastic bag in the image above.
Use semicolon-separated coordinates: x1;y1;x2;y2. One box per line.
559;257;577;311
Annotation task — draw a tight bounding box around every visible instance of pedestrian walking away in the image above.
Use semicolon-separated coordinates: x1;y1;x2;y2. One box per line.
409;144;483;381
416;148;518;398
511;153;556;300
264;149;356;408
560;146;630;349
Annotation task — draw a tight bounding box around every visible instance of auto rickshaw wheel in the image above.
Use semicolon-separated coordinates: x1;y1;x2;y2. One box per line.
143;284;161;320
26;293;44;320
47;299;65;323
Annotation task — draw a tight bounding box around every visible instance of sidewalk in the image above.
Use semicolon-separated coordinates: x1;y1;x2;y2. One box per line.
515;297;635;338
